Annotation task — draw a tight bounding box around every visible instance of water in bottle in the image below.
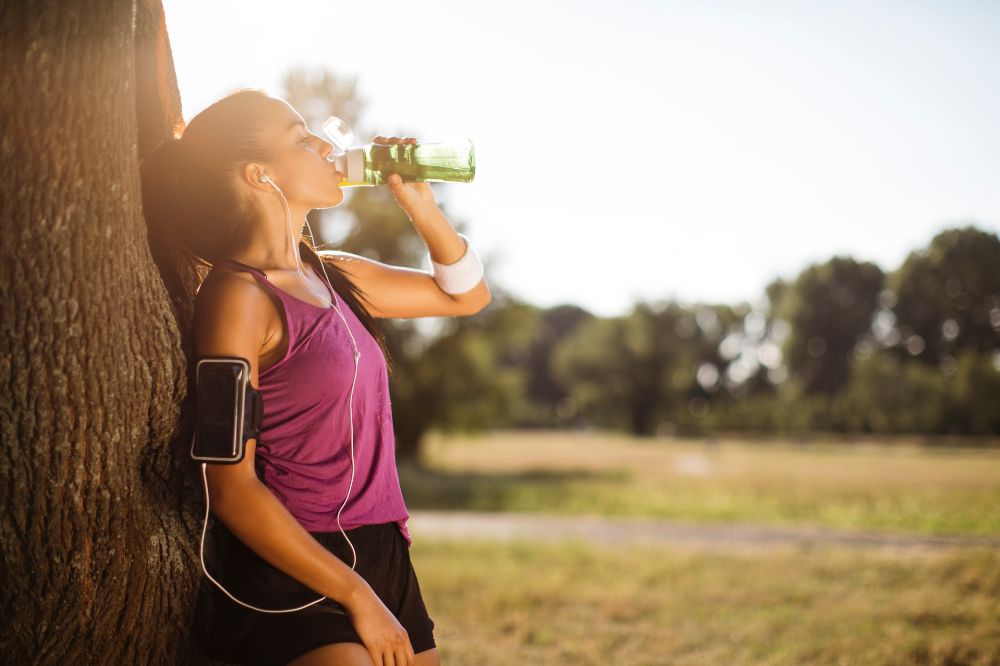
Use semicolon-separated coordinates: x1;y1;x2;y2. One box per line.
323;116;475;188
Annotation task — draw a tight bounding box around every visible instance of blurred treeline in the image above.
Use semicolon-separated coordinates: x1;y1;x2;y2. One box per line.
283;69;1000;456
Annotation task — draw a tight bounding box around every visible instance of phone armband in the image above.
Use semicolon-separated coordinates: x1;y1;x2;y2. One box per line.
191;356;263;464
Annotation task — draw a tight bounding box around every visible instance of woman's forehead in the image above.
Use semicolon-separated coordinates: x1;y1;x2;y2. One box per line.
266;99;305;134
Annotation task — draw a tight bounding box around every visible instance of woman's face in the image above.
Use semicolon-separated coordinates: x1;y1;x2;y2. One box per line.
257;99;345;209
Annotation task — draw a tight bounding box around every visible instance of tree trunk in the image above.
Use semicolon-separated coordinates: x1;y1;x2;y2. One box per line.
1;0;212;662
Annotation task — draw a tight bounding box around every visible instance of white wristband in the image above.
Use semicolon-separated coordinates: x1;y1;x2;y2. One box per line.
430;233;484;295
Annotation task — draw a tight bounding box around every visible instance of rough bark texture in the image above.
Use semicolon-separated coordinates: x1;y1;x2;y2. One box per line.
1;0;213;662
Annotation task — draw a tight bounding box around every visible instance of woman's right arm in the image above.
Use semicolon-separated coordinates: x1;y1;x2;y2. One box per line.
193;270;415;666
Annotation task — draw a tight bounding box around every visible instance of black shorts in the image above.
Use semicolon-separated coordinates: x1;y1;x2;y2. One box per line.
193;521;437;665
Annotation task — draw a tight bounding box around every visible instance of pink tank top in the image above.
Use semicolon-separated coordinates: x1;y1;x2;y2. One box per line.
212;257;413;546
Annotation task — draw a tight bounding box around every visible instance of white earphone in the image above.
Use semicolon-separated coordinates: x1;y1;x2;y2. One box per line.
196;170;363;615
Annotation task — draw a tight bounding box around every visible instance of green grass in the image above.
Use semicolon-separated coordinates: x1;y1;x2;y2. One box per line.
409;537;1000;666
399;430;1000;536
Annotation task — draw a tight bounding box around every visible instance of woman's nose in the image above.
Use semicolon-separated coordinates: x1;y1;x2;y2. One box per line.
318;137;334;160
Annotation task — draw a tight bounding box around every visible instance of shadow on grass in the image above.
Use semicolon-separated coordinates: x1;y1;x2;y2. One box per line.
398;459;630;512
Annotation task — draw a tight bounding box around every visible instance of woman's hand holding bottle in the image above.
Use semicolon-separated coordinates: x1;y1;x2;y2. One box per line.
373;135;441;224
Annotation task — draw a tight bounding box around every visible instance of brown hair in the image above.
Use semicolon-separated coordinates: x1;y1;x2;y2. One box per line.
140;87;394;374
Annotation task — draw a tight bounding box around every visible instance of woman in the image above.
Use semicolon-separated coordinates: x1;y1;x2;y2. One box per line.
140;88;490;666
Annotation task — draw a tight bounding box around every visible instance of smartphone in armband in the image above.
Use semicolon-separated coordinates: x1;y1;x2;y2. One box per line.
191;356;263;464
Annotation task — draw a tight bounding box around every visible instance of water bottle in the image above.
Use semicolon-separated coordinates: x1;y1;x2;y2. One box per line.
323;116;475;188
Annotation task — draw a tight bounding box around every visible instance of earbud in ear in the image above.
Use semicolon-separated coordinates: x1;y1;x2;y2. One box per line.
259;174;270;184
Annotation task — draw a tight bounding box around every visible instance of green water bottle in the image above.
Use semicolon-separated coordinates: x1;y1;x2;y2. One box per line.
323;116;475;188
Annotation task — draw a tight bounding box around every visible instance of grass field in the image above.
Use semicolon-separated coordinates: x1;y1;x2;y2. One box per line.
409;538;1000;666
399;430;1000;536
398;431;1000;664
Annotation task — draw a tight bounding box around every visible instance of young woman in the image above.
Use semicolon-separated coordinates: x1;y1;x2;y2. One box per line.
140;88;490;666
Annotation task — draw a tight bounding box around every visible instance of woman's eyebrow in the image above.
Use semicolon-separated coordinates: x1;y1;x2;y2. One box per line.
285;119;307;133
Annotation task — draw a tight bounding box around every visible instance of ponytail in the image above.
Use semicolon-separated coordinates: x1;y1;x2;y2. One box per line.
141;133;206;337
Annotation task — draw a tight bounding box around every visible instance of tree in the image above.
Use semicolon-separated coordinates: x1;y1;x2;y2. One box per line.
683;302;779;433
951;350;1000;435
517;304;595;427
553;301;698;437
390;288;534;452
2;0;212;662
838;352;949;434
769;257;884;396
890;226;1000;364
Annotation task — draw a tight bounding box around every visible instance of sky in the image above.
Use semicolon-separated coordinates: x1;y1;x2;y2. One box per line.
161;0;1000;318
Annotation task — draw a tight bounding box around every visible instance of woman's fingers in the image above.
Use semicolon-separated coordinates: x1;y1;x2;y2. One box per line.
404;636;416;665
368;632;413;666
396;644;414;666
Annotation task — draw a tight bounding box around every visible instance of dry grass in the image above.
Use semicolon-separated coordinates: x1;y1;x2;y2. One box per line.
401;431;1000;664
410;537;1000;666
399;430;1000;535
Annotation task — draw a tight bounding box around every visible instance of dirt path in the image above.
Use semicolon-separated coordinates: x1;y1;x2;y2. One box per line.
407;510;1000;554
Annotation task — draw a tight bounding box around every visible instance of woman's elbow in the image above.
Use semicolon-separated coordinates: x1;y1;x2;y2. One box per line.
458;280;491;314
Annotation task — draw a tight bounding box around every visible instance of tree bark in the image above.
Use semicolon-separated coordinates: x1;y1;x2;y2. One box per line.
1;0;212;662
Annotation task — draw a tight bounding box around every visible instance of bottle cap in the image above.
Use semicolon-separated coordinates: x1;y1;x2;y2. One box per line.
322;116;355;157
329;149;364;185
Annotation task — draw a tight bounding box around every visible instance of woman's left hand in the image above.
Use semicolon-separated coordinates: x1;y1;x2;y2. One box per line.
373;135;440;222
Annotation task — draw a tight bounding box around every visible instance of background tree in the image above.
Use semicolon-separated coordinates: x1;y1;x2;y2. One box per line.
838;352;949;434
890;226;1000;365
1;0;213;662
951;349;1000;435
553;301;697;437
515;304;595;427
392;289;536;456
685;303;780;433
552;316;633;432
768;257;884;397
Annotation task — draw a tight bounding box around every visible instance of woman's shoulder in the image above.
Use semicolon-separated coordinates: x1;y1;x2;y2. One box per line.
195;267;294;375
197;265;263;305
194;267;275;334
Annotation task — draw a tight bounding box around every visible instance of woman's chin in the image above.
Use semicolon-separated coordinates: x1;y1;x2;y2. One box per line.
318;190;345;209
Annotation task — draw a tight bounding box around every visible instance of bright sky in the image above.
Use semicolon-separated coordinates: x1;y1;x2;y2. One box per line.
162;0;1000;318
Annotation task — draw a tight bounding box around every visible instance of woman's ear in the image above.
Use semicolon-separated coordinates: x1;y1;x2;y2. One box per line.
242;163;271;191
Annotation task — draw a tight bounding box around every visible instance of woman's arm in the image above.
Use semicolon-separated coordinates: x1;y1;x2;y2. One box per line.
320;248;491;319
338;135;491;319
208;470;373;606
